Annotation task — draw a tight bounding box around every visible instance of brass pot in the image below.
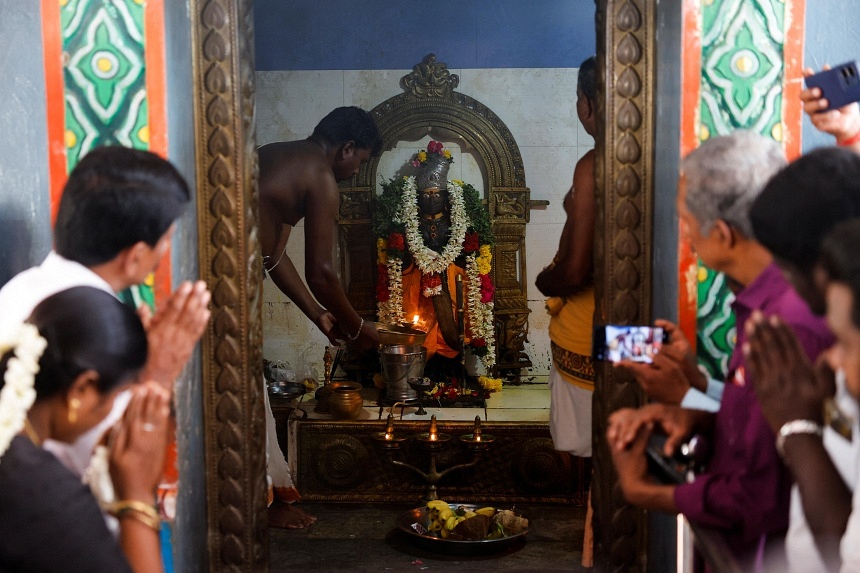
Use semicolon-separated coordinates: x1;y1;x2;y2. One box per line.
328;382;364;420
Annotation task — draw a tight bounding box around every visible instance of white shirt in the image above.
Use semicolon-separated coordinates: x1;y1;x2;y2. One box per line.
786;371;860;573
0;251;129;477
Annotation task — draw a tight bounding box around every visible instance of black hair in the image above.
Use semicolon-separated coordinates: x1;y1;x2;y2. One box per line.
0;287;147;400
578;56;597;102
750;146;860;274
54;146;191;267
820;219;860;328
311;106;383;156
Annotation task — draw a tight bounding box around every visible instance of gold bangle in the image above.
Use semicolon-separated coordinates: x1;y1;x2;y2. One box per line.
107;499;161;531
118;508;161;531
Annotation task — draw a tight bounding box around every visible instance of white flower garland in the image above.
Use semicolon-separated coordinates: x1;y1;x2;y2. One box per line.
397;177;468;277
465;253;496;368
378;255;404;325
0;324;47;463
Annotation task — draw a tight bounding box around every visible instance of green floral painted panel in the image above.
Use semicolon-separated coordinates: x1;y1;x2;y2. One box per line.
61;0;148;166
696;0;788;379
60;0;154;311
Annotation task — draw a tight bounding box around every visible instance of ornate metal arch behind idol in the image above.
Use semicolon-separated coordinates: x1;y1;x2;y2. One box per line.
189;1;655;570
337;53;532;375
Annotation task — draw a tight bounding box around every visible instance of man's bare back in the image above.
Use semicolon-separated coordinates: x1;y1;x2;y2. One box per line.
258;139;339;264
257;131;378;349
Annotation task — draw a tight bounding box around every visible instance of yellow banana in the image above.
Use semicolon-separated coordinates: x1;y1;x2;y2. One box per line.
428;519;443;532
445;515;458;531
438;508;453;522
440;527;450;538
475;507;496;517
426;500;449;511
464;510;476;519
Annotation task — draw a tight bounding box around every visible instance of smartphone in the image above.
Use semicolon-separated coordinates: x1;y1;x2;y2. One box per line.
805;61;860;111
592;324;669;364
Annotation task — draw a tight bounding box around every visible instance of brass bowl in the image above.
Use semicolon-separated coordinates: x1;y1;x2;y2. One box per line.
374;322;427;346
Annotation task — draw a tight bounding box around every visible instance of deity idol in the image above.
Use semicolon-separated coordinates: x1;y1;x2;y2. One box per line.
375;142;496;369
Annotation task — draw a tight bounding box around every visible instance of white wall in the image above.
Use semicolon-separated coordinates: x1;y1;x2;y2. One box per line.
255;67;593;379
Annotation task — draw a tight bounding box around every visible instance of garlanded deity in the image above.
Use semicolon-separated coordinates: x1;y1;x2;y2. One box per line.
374;142;496;369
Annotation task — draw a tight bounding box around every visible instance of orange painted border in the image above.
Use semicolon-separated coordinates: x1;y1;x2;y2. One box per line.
144;0;173;303
677;0;703;347
41;0;68;225
782;0;806;160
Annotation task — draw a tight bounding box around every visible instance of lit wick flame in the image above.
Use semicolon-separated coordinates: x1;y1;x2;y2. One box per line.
412;314;420;326
428;414;438;441
384;414;395;440
473;415;482;442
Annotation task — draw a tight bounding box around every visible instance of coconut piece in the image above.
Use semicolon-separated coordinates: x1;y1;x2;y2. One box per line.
493;510;528;536
452;514;492;540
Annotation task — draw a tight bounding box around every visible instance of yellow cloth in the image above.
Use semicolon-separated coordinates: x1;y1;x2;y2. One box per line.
400;262;467;360
547;286;595;390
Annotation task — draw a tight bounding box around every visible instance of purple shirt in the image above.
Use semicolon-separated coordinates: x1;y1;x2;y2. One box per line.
674;263;833;562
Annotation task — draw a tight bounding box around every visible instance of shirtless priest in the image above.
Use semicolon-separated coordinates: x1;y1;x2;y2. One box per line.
257;107;382;527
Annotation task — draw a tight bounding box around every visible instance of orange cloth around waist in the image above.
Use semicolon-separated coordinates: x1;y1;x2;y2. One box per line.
547;286;595;389
400;262;466;360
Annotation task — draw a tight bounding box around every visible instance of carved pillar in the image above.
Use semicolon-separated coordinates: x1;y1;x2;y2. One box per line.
593;1;654;571
191;0;268;570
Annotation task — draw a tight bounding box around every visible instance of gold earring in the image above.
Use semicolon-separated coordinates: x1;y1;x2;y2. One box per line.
68;398;81;424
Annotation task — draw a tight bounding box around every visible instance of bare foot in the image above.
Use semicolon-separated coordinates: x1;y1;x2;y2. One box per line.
268;501;317;529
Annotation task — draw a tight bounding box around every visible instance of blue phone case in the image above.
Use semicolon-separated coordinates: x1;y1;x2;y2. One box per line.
805;61;860;111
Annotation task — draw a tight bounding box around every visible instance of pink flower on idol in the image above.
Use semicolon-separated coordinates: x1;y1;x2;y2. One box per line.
411;159;421;167
427;141;444;154
479;274;495;303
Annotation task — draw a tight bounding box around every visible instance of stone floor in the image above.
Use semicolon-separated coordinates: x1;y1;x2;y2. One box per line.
269;502;590;572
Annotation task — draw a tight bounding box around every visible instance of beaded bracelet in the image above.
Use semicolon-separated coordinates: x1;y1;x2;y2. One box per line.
775;419;822;460
347;317;364;342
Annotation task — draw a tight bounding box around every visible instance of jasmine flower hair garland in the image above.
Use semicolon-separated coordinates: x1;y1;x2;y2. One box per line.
0;323;48;463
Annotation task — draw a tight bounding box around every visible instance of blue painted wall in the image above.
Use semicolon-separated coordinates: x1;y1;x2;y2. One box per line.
254;0;596;70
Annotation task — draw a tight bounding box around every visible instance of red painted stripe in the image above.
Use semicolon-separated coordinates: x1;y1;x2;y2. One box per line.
40;0;68;226
144;0;172;302
783;0;806;160
677;0;703;348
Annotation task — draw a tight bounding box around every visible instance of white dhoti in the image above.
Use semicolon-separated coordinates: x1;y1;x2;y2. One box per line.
548;366;593;457
263;380;299;504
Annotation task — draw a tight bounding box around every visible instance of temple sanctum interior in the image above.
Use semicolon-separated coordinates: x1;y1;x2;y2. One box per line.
1;0;856;571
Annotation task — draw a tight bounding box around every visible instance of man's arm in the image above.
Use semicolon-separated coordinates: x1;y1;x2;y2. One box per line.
536;150;595;297
265;227;338;344
303;172;378;349
744;312;851;567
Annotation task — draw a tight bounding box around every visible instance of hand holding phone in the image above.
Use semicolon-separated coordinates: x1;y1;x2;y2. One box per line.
593;324;669;364
804;61;860;111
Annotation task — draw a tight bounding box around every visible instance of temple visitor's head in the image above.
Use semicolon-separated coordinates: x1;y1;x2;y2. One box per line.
0;287;147;444
576;56;597;136
54;146;190;276
818;220;860;398
750;146;860;314
678;130;785;269
312;106;383;181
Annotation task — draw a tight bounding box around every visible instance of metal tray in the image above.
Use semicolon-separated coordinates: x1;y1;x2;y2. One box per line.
374;322;428;346
395;503;527;554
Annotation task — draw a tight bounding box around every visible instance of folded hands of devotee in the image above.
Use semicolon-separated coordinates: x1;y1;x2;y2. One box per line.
743;311;833;434
614;320;706;405
137;280;212;390
802;67;860;145
109;382;171;503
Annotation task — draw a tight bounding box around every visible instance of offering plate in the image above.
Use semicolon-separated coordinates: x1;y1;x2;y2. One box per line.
395;503;527;554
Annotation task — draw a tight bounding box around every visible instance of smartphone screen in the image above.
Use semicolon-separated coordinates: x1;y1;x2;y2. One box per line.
593;325;667;364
